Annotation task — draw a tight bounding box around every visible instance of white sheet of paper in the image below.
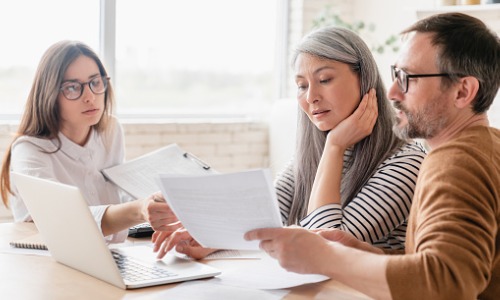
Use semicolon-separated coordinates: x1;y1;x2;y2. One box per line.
154;281;288;300
204;249;261;260
206;251;329;290
156;169;283;250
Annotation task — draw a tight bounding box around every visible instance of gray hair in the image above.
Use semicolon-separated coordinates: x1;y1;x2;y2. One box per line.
287;26;404;225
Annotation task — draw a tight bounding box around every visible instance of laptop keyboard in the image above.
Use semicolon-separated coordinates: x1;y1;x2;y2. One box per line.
111;250;177;282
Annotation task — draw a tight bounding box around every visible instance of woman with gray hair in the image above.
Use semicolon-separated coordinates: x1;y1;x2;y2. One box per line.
275;26;426;249
151;26;427;259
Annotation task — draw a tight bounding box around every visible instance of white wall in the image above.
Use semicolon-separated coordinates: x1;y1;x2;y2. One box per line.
294;0;500;126
352;0;434;85
268;99;298;176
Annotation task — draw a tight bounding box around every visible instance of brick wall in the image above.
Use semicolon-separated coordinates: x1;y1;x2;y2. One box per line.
0;119;270;222
0;119;270;174
121;119;269;172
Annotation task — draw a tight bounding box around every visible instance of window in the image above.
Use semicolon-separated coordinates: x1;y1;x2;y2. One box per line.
114;0;279;116
0;0;100;116
0;0;280;118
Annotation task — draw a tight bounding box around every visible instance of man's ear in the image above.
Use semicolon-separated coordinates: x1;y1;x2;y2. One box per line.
455;76;479;109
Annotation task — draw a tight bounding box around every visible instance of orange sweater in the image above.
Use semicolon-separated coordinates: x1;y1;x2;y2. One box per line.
386;126;500;300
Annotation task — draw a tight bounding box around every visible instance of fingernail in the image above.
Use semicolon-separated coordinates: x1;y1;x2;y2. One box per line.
177;245;184;252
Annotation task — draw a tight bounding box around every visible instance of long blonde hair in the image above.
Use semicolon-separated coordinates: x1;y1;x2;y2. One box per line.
1;40;115;207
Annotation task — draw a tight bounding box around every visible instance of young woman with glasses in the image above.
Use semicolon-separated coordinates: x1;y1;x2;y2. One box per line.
0;41;156;242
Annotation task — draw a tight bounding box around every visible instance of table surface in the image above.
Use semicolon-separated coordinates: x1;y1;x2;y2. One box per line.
0;222;372;300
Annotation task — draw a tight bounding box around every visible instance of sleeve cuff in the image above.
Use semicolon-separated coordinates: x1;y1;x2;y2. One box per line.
300;203;343;229
89;205;128;243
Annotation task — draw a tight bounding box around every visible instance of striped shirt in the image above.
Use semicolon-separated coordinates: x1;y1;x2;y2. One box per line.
275;141;427;249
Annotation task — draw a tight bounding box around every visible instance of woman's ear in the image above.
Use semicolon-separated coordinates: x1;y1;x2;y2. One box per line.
454;76;479;109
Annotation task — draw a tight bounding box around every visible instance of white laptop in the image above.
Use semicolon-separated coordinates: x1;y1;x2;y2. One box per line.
11;172;221;289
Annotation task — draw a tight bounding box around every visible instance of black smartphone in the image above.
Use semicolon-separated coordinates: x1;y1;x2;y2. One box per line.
128;223;154;238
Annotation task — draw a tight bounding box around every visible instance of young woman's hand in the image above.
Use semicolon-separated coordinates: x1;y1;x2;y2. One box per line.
141;192;180;231
327;88;378;150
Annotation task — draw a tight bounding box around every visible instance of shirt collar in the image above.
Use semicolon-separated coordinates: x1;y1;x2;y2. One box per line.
55;129;97;161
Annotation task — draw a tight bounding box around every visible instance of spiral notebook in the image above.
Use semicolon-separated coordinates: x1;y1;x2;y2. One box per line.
10;233;48;250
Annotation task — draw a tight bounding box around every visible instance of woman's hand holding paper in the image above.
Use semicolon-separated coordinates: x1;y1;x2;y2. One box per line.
142;192;180;231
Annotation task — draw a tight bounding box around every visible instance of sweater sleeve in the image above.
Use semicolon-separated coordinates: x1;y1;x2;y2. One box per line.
386;142;497;300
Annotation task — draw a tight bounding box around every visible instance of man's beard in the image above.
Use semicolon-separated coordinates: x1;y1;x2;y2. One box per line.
393;100;448;140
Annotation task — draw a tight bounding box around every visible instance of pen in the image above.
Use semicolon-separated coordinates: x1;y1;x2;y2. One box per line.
183;152;211;170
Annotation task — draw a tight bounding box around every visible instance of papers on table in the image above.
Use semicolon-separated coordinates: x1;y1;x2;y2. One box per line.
154;281;289;300
153;250;328;298
204;249;261;260
207;250;329;290
156;169;283;250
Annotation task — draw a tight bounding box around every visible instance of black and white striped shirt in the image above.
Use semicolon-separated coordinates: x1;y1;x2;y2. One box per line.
275;141;427;249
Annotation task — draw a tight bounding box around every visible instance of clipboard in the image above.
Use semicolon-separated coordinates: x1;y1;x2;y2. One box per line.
101;144;215;199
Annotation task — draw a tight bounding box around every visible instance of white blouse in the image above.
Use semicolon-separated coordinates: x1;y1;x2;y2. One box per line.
10;118;131;242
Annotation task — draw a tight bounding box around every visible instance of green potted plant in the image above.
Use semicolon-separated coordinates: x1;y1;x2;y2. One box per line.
312;6;400;54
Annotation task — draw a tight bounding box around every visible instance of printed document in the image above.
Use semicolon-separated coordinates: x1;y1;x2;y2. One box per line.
156;169;283;250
